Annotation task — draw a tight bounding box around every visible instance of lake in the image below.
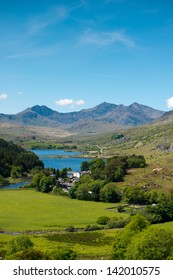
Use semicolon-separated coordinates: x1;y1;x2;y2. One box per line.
33;149;91;171
1;149;91;189
0;181;28;190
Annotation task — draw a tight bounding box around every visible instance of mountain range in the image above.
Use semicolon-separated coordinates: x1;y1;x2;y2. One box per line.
0;102;167;134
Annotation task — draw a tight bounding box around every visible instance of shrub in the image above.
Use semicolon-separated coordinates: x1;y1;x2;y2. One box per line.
111;214;150;260
126;228;173;260
65;225;76;232
13;249;45;260
127;155;146;168
100;183;120;203
84;224;102;231
106;218;130;229
117;205;125;212
6;236;33;257
97;216;110;225
48;247;77;260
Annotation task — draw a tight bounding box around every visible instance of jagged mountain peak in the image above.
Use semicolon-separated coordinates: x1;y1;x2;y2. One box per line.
31;105;56;116
0;102;166;133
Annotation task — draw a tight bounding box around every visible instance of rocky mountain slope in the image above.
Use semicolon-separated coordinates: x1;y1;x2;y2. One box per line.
0;102;165;133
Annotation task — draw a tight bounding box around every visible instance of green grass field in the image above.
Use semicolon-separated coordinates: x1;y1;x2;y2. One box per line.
0;189;126;259
1;189;173;259
0;189;127;232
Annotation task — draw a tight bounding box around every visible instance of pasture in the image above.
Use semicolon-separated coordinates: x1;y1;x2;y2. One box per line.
0;189;125;259
0;189;127;232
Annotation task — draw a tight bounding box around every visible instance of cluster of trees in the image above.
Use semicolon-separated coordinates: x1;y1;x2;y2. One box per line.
69;176;121;203
28;154;146;200
111;214;173;260
81;155;146;181
69;155;146;203
144;197;173;224
122;186;169;205
0;138;44;183
122;187;173;223
1;235;76;260
29;168;60;193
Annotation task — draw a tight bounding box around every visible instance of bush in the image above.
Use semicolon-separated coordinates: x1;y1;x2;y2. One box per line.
124;186;147;205
97;216;110;225
65;225;76;232
48;247;77;260
127;155;146;168
111;214;150;259
126;228;173;260
112;133;124;140
117;205;125;212
84;224;103;231
6;236;33;257
13;249;45;260
100;183;120;203
106;218;130;229
0;249;6;260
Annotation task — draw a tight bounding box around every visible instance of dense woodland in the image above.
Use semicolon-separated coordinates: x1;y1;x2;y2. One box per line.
0;138;44;185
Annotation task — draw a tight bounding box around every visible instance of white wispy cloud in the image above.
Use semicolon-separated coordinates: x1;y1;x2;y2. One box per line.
78;29;136;48
28;1;86;35
5;1;86;60
28;6;69;35
166;97;173;109
7;45;59;59
55;98;85;106
0;93;8;100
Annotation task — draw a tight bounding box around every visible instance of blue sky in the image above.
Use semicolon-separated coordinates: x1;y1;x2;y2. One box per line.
0;0;173;114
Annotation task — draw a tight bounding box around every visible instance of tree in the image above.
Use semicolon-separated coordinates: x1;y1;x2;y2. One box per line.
125;213;150;234
6;236;33;258
68;184;78;199
48;247;76;260
126;228;173;260
88;180;105;201
127;154;146;168
105;156;127;182
59;168;67;178
13;249;45;260
11;166;23;179
31;172;45;191
0;175;9;186
111;214;150;260
76;183;91;201
78;174;93;184
100;183;120;203
39;175;54;193
90;158;105;180
146;200;173;223
124;186;147;205
80;161;90;171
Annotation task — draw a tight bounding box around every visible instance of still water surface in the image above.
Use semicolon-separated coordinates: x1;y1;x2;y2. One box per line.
0;181;28;189
2;149;91;189
33;149;90;171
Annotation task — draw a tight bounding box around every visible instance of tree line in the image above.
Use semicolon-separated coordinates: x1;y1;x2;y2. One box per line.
0;138;44;185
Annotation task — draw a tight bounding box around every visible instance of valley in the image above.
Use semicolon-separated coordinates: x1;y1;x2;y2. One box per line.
1;102;173;260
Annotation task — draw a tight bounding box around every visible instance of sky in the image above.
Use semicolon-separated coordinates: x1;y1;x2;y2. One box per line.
0;0;173;114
